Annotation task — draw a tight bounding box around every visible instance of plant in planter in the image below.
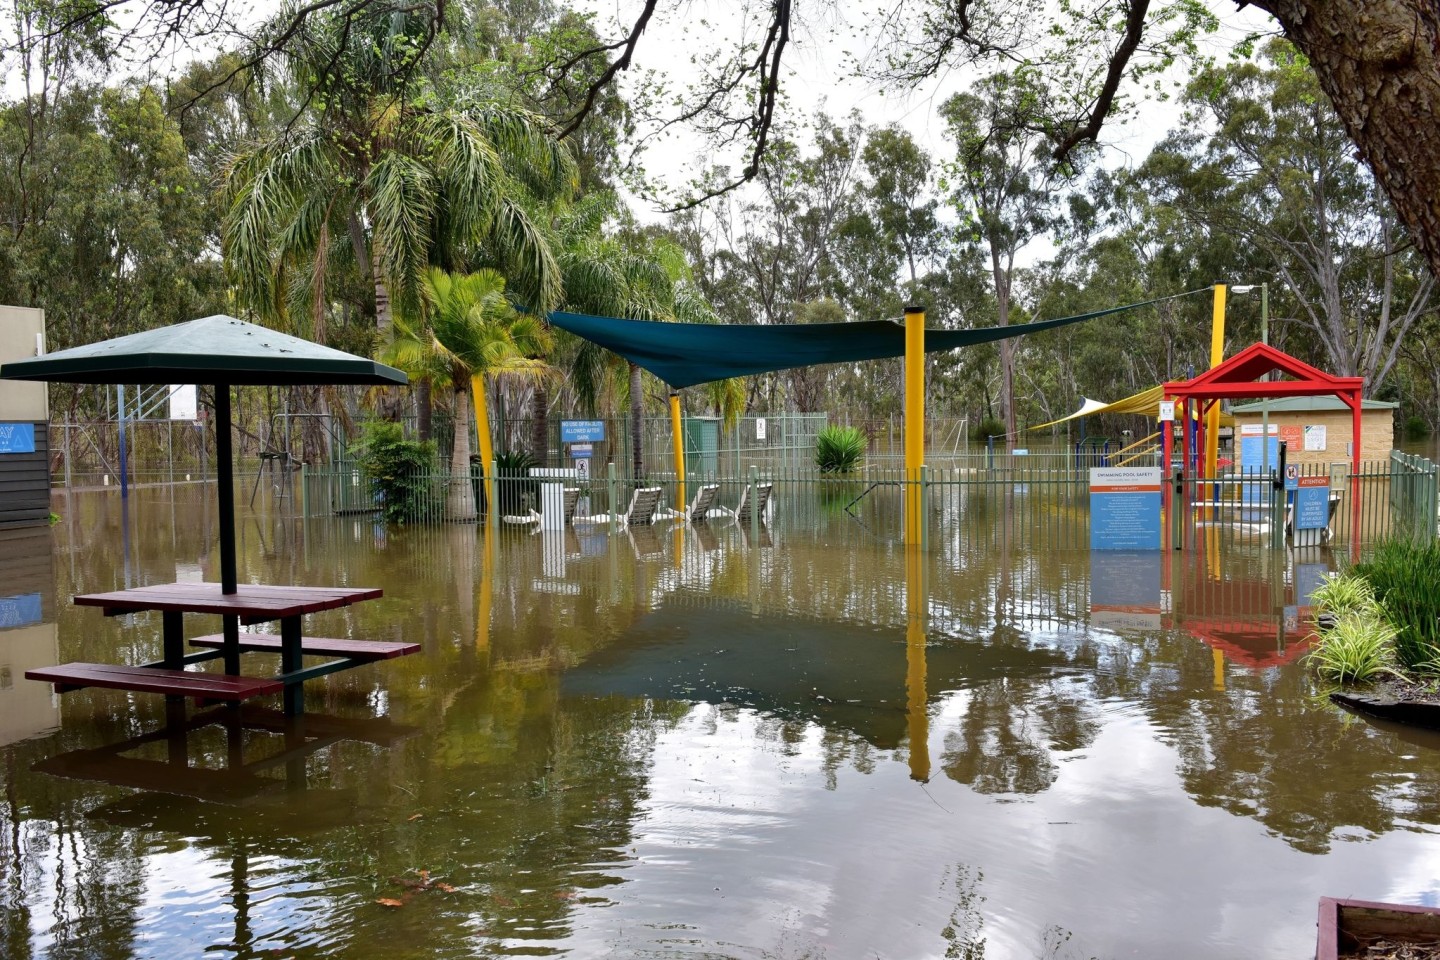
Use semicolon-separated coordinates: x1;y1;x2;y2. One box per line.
1307;611;1398;684
815;425;866;474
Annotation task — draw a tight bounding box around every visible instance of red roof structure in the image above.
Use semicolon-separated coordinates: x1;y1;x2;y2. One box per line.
1163;342;1366;554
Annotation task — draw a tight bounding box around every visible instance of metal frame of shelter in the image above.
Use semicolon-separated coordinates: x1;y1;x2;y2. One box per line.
1161;341;1365;544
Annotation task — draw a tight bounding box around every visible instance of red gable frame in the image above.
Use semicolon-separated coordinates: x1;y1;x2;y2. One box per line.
1162;342;1364;403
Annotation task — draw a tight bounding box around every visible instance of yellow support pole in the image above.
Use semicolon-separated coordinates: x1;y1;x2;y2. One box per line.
471;374;495;521
669;390;686;516
904;305;926;546
1205;285;1226;488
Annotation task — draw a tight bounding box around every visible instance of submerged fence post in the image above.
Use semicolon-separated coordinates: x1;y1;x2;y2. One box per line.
920;464;930;553
300;463;309;519
749;464;759;543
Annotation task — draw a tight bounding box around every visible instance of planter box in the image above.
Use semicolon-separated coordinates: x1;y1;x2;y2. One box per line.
1317;896;1440;959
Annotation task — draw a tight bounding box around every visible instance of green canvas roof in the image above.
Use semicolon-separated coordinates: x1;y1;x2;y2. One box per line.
0;315;407;386
548;291;1206;389
1230;397;1396;413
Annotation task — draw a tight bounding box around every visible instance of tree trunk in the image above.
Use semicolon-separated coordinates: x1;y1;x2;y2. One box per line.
989;241;1016;451
372;245;392;335
629;361;644;479
417;378;432;442
1257;1;1440;281
531;380;550;466
448;386;477;522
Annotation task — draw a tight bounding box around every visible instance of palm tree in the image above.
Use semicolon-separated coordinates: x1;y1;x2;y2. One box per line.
556;214;738;477
220;5;574;435
387;268;550;520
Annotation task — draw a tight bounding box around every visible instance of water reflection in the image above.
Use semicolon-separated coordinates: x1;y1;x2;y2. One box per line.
3;485;1440;959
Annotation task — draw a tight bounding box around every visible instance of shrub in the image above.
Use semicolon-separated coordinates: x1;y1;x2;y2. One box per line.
1352;538;1440;673
1404;415;1430;442
1309;572;1378;619
1308;611;1398;684
350;420;439;524
815;425;866;473
494;449;539;514
972;416;1005;442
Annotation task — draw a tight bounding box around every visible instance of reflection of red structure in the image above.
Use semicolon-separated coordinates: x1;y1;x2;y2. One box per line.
1169;563;1315;669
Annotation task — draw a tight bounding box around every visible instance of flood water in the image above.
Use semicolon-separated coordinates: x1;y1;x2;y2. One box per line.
4;483;1440;959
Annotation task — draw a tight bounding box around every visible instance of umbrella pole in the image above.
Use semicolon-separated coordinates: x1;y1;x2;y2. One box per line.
215;385;238;595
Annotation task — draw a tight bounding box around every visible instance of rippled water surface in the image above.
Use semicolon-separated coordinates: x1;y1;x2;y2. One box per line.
4;483;1440;959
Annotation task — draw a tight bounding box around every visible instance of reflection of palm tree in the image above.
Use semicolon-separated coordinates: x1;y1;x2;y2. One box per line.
386;268;550;520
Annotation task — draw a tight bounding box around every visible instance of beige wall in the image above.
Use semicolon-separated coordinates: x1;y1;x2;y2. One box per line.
1234;408;1394;471
0;306;47;421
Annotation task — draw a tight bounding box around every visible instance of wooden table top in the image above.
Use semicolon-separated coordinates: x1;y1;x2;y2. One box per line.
75;582;383;620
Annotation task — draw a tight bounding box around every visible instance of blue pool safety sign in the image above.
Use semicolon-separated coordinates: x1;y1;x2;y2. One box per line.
560;420;605;443
569;443;593;458
1090;467;1163;550
1294;476;1331;530
0;423;35;453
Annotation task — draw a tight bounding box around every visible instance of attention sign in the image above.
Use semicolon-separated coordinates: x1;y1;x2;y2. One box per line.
1090;467;1163;550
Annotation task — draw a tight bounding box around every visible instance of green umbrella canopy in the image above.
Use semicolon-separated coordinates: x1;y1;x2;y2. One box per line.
0;315;406;386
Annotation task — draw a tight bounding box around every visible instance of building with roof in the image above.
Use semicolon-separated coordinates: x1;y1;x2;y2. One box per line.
1230;396;1396;473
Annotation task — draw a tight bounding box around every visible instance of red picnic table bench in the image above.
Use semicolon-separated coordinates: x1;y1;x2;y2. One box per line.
26;581;417;715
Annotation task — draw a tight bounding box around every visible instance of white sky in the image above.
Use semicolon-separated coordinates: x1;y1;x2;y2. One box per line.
576;0;1281;219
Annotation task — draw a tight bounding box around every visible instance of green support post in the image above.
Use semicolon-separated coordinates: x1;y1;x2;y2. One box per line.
749;464;759;544
608;461;618;529
920;464;930;552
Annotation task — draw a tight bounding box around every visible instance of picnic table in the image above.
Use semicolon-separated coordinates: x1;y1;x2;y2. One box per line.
27;581;416;715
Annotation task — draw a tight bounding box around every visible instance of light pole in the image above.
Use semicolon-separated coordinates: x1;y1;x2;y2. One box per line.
1233;284;1271;476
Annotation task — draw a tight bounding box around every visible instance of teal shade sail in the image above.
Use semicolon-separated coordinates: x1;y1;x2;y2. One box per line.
548;292;1203;388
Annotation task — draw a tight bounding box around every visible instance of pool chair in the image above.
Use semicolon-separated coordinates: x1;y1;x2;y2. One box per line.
659;483;721;524
712;481;774;525
574;485;664;527
502;486;580;527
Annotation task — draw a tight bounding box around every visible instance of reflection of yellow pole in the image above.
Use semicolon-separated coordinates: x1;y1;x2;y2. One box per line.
905;543;930;782
471;375;495;520
904;306;926;547
1205;285;1226;493
478;520;493;653
669;390;686;515
1212;646;1225;691
673;519;683;573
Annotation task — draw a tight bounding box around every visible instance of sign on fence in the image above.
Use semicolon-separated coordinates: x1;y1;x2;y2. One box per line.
1294;476;1331;530
560;420;605;443
168;384;198;421
1089;467;1162;550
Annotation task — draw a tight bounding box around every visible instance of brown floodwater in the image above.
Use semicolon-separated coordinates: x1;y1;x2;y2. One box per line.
3;481;1440;959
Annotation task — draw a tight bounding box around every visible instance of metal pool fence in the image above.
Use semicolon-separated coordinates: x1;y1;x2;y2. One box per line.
287;451;1440;551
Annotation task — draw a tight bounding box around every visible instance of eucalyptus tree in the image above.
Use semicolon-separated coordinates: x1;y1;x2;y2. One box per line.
386;267;550;520
220;4;575;343
1141;40;1435;395
941;69;1071;448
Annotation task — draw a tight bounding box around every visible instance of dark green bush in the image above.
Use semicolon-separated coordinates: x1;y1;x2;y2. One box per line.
1352;538;1440;673
494;449;539;514
350;420;439;524
1404;415;1430;442
972;416;1005;441
815;425;866;473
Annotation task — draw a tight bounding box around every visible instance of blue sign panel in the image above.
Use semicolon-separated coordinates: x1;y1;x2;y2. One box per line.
1294;478;1331;530
0;592;43;629
570;443;594;458
560;420;606;443
1090;467;1163;550
0;422;36;454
